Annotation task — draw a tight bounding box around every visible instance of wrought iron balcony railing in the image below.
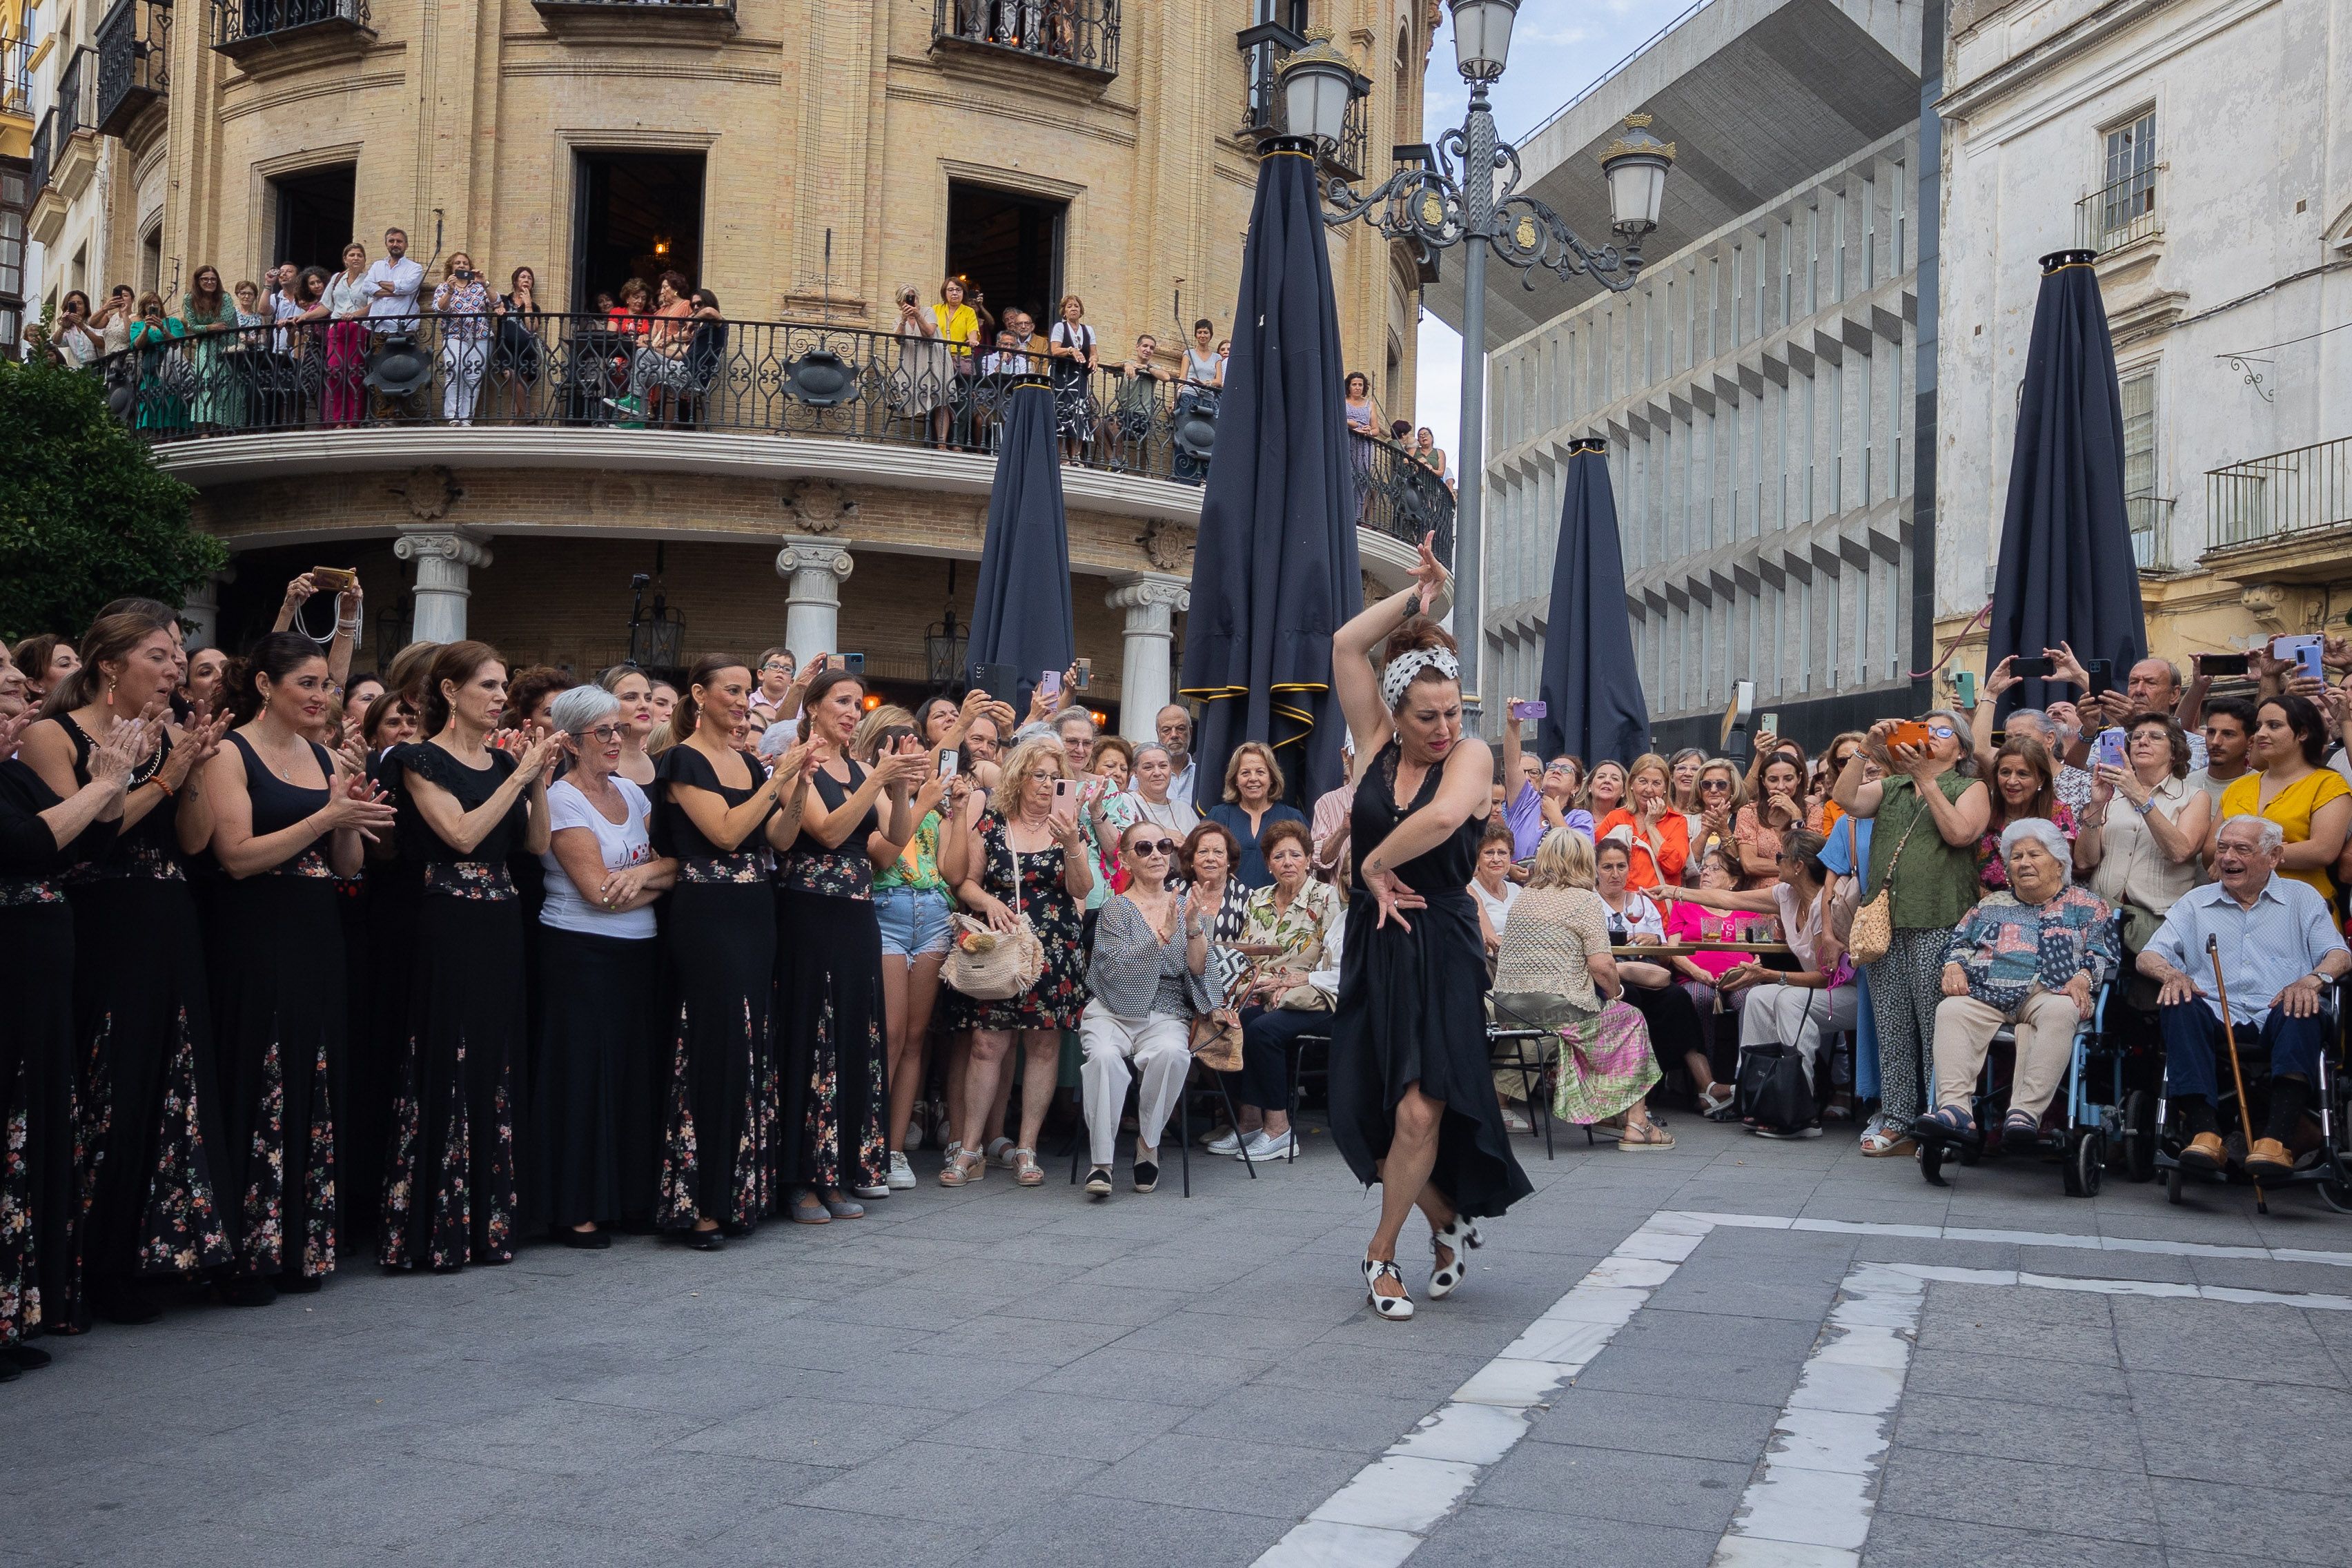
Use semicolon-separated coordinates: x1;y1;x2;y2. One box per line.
57;45;95;140
95;0;170;138
2077;166;2160;253
2208;434;2352;552
932;0;1119;81
30;110;51;195
530;0;738;35
2;35;32;120
88;311;1453;562
213;0;372;59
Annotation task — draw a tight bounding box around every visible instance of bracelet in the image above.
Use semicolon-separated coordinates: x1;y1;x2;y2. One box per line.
154;777;175;796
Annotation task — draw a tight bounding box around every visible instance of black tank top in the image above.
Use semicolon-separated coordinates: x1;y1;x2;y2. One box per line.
63;715;182;883
228;731;336;878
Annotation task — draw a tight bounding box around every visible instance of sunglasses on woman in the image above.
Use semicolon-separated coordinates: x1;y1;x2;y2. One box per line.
1700;778;1732;792
1128;839;1180;857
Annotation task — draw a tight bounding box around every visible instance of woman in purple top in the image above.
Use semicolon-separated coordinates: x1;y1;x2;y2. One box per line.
1498;703;1595;860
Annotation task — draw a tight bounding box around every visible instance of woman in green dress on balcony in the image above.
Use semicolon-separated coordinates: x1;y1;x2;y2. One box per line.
182;266;239;431
128;293;189;432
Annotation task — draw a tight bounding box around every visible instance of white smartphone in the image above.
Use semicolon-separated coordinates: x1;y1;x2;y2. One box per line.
1041;669;1063;699
938;749;960;780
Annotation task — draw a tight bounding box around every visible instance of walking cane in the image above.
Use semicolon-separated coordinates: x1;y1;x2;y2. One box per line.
2204;934;2267;1214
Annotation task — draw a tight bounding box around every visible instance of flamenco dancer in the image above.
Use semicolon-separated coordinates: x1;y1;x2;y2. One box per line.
1329;538;1531;1320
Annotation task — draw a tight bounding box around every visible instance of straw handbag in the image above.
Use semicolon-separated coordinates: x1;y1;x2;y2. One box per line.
942;841;1045;1001
1845;812;1924;967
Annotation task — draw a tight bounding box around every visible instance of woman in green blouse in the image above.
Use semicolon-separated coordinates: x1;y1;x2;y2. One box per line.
859;705;957;1193
1830;711;1990;1156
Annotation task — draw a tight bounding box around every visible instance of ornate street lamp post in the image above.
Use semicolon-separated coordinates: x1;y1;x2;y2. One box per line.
1282;1;1673;731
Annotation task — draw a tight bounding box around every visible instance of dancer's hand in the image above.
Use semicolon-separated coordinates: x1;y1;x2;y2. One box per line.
1363;861;1425;932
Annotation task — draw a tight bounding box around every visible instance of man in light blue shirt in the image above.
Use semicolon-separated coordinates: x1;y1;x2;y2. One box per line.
2139;814;2351;1178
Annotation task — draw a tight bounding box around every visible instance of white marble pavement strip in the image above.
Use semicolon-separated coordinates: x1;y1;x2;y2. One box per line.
1709;1258;2352;1568
1261;1208;2352;1568
1249;1209;1718;1568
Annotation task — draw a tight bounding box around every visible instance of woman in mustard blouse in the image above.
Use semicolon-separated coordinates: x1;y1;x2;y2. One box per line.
2213;694;2351;902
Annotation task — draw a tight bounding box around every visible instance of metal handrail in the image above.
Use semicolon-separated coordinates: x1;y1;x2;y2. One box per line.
1515;0;1714;147
57;45;95;139
213;0;371;50
87;309;1454;560
2076;166;2159;253
930;0;1119;78
30;110;51;194
2208;434;2352;551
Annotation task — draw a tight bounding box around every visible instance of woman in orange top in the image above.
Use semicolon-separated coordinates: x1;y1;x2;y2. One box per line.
1810;730;1867;834
1595;752;1689;890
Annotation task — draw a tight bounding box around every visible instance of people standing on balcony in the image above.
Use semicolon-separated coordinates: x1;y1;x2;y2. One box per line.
651;656;804;1249
264;264;304;427
925;277;982;449
19;607;235;1324
893;282;954;444
126;293;194;433
491;265;545;423
1344;371;1377;439
607;271;717;429
322;244;374;427
90;283;136;358
224;280;273;431
534;685;672;1248
284;268;331;427
1047;295;1097;460
983;309;1036;376
774;672;926;1222
1177;319;1222;412
379;642;554;1272
364;227;424;337
430;253;493;427
1101;333;1171;460
203;634;394;1304
48;291;103;368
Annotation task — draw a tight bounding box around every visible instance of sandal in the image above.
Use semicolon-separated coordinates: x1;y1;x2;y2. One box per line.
938;1150;985;1187
1912;1106;1978;1146
2000;1109;2040;1153
1860;1115;1917;1157
1618;1119;1676;1150
1696;1083;1735;1117
1012;1148;1044;1186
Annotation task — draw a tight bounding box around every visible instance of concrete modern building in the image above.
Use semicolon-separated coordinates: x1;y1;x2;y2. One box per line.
22;0;1455;736
1434;0;1934;752
1935;0;2351;680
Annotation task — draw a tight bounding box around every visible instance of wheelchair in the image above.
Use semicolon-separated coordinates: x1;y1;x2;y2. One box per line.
2148;977;2352;1213
1914;959;2133;1197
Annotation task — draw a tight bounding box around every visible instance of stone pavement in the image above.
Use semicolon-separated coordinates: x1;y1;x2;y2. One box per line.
6;1111;2350;1567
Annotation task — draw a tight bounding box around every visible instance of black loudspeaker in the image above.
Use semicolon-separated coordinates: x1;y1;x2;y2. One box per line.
364;335;433;398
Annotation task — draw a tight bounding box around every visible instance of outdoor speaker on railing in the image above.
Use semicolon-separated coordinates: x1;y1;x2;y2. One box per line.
364;335;433;398
1171;400;1217;462
785;347;856;408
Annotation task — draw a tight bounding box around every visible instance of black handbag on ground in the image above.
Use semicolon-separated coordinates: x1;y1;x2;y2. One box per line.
1735;1044;1816;1132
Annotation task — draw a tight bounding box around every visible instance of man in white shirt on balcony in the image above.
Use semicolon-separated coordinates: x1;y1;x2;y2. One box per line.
364;226;425;336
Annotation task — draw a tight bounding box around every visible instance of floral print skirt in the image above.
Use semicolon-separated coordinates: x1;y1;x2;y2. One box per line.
343;861;421;1253
0;905;79;1340
658;881;778;1231
774;889;890;1195
534;925;663;1231
67;878;233;1292
380;894;523;1271
211;876;344;1281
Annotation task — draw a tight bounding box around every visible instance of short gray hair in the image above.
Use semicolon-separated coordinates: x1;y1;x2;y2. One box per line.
1054;709;1097;738
2216;814;2286;854
2004;709;2053;741
1131;742;1172;769
549;684;621;737
1998;816;2072;882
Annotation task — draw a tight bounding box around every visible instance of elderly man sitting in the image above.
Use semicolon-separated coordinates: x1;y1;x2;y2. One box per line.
1917;819;2119;1151
2137;815;2351;1178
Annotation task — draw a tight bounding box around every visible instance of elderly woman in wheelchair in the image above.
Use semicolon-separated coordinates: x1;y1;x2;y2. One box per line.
2135;814;2352;1182
1914;819;2119;1153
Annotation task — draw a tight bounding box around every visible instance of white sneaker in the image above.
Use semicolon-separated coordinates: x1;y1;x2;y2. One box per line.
1204;1129;1245;1156
1242;1128;1295;1159
887;1150;917;1190
1501;1106;1533;1133
903;1121;925;1153
852;1184;890;1201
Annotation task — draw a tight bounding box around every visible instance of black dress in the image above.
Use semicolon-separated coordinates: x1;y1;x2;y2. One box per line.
774;765;890;1196
651;745;777;1231
0;758;115;1341
344;745;422;1249
1330;742;1531;1220
61;721;236;1297
379;743;527;1271
209;734;343;1284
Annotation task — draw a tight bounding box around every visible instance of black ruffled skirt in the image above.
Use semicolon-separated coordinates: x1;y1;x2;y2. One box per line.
658;880;777;1230
1329;890;1531;1220
774;888;889;1194
0;904;81;1338
534;925;663;1230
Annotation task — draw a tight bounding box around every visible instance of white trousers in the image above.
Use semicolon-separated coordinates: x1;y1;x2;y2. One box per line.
440;339;487;423
1078;1001;1192;1166
1738;982;1860;1072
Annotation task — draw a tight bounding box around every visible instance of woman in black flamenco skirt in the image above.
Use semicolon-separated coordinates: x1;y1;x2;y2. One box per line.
1329;537;1530;1321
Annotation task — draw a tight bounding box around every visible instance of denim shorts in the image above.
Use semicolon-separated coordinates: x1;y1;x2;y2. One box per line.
875;885;954;959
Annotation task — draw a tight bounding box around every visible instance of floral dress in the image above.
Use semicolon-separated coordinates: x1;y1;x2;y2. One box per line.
949;817;1090;1031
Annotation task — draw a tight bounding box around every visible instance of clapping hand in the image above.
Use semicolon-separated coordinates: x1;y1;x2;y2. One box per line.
320;773;398;840
0;709;33;766
84;716;150;786
167;708;233;785
514;732;561;783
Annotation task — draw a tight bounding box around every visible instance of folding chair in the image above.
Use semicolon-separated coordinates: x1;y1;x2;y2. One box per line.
1068;1051;1255;1197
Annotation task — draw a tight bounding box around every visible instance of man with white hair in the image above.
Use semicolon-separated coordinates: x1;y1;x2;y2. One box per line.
1155;703;1197;807
1917;818;2118;1150
2138;814;2351;1177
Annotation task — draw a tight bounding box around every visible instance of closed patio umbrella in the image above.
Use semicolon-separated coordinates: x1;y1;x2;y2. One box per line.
1177;143;1360;812
1536;438;1649;767
965;377;1075;713
1988;249;2147;714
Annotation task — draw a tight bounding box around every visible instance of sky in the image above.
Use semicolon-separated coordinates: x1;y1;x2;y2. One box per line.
1415;0;1701;465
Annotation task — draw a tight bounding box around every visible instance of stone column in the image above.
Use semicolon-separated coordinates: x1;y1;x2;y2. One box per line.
179;567;235;651
393;528;493;645
1107;575;1190;743
776;540;855;665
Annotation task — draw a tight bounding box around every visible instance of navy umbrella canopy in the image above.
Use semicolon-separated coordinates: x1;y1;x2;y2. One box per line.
1988;249;2148;715
1177;144;1361;812
965;378;1076;712
1536;438;1649;768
